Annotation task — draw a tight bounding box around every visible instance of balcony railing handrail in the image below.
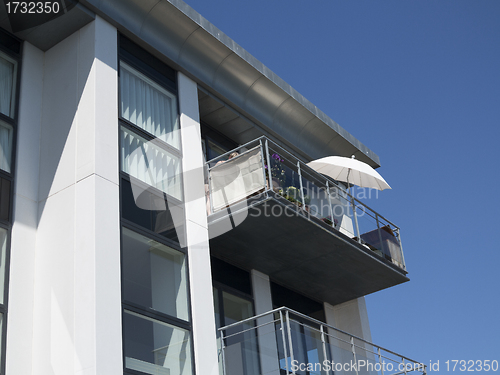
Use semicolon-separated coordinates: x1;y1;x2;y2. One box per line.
218;306;423;368
206;136;400;230
206;136;406;270
206;136;269;167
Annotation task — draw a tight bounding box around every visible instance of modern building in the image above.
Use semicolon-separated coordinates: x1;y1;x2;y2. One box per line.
0;1;425;375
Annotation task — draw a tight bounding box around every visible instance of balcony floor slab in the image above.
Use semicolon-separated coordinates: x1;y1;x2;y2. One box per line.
207;194;408;305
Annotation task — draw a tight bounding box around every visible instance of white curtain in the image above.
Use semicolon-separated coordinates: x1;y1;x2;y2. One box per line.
121;127;182;201
120;62;179;150
0;56;14;118
0;122;12;173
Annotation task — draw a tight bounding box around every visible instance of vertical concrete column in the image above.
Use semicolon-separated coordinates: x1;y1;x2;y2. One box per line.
251;270;280;375
324;298;373;342
6;42;44;375
324;297;374;374
74;16;122;375
7;16;122;375
178;72;219;375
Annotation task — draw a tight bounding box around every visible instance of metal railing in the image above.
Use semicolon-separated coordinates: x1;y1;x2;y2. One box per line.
206;136;405;271
219;307;426;375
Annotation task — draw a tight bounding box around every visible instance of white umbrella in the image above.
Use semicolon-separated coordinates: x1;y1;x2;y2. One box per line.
306;155;391;191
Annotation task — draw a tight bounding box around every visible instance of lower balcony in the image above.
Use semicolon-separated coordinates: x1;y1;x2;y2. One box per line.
219;307;426;375
206;137;408;306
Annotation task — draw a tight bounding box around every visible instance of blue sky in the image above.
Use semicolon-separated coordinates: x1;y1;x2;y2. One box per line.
184;0;500;372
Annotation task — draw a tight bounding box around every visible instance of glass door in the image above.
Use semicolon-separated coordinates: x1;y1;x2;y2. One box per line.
214;286;260;375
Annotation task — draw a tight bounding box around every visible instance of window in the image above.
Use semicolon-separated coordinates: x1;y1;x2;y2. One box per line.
120;62;179;150
0;52;17;119
212;260;258;375
119;44;185;244
123;310;192;375
122;228;192;375
119;36;193;375
0;122;12;174
213;285;259;375
120;125;182;200
0;28;20;375
122;227;188;321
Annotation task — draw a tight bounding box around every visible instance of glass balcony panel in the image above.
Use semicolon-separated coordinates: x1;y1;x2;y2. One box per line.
326;186;354;237
300;170;334;224
353;201;405;269
268;147;302;203
221;291;260;375
220;308;424;375
326;331;355;375
210;146;265;211
207;137;407;306
351;339;381;375
223;327;260;375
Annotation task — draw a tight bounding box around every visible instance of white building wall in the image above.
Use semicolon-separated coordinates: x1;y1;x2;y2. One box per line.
324;297;373;343
178;72;219;375
251;270;280;375
7;17;122;375
6;41;44;375
325;297;374;374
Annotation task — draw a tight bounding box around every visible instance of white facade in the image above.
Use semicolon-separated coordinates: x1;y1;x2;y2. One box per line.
0;2;416;375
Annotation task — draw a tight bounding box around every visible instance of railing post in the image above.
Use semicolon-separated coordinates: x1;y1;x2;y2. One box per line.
265;139;273;194
402;358;408;375
320;324;331;375
285;310;297;375
297;161;306;208
351;195;361;243
220;329;227;375
326;181;334;227
376;214;386;257
208;168;214;215
396;228;407;270
280;310;290;375
351;336;359;375
378;348;385;375
260;140;268;194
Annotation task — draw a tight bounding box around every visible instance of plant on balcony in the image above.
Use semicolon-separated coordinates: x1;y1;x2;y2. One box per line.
278;186;310;208
266;153;286;188
321;216;339;228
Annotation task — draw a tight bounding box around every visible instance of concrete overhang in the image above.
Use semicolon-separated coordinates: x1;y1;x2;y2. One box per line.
0;0;380;166
208;195;408;306
0;2;95;51
66;0;380;168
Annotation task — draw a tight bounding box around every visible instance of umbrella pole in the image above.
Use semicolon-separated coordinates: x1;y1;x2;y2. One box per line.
351;190;361;243
347;169;361;243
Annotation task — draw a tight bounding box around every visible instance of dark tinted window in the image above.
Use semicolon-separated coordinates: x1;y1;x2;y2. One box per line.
121;177;184;245
211;257;252;296
271;282;325;322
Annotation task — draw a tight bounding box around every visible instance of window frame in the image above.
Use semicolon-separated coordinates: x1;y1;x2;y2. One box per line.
0;28;21;375
118;35;195;375
119;122;184;203
119;61;180;151
120;223;191;327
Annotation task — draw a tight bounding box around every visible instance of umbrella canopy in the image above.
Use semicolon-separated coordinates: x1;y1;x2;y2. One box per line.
306;156;391;191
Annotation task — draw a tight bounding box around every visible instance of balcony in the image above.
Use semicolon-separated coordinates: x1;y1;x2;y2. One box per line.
206;137;408;306
219;307;426;375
